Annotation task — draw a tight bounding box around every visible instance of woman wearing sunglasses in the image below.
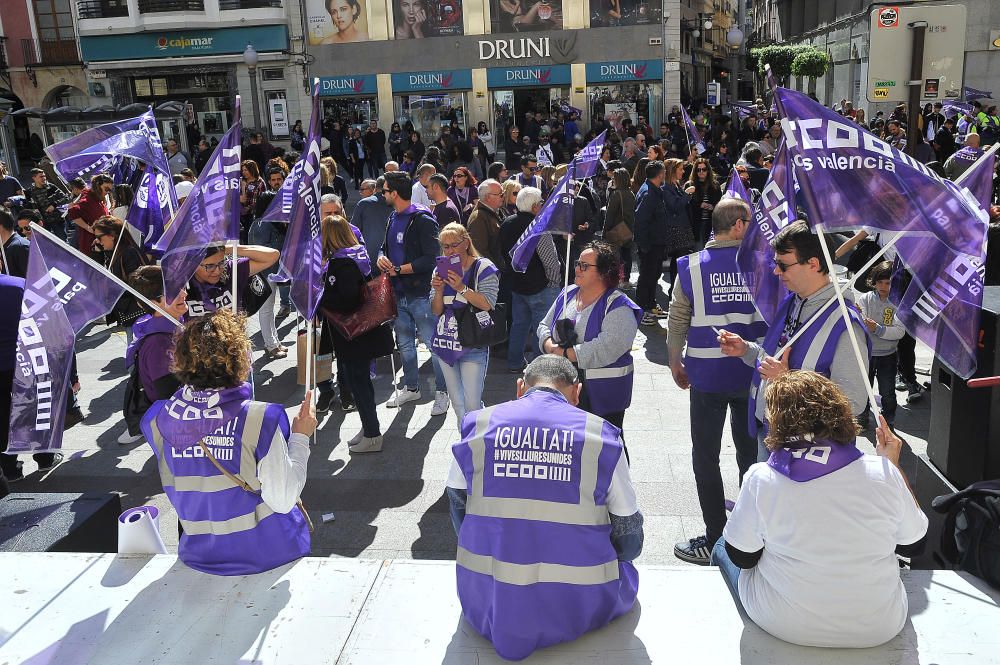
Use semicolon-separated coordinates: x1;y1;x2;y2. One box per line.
686;157;721;247
186;243;279;323
538;241;642;440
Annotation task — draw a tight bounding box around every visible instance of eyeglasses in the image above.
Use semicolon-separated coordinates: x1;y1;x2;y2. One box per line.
772;258;806;273
455;174;467;179
199;260;227;273
695;167;708;172
527;166;539;172
94;233;110;241
441;239;466;250
382;189;392;194
575;261;596;271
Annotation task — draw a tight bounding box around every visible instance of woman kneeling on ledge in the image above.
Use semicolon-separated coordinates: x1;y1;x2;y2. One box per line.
714;371;928;648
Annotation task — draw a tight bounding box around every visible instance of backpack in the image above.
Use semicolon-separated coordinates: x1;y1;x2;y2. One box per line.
931;479;1000;590
122;332;169;437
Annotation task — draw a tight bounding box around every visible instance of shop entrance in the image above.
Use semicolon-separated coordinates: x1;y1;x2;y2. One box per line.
322;97;378;132
394;93;466;147
493;87;571;143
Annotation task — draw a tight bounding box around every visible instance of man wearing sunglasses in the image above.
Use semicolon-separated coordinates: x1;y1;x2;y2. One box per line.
668;199;767;565
0;208;29;278
719;221;871;462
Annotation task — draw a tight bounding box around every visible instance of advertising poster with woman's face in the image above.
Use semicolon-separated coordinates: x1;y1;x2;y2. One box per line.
589;0;660;27
491;0;562;32
308;0;370;44
394;0;464;38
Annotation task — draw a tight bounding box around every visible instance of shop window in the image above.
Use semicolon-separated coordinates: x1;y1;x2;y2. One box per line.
262;68;286;81
322;98;378;130
589;0;661;27
589;83;661;131
394;93;466;147
490;0;562;33
390;0;464;38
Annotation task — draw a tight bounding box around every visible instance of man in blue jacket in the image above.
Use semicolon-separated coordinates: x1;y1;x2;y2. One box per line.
633;160;668;326
376;171;450;415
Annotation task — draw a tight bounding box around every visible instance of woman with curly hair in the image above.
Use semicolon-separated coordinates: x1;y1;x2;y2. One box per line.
713;371;927;648
447;166;479;225
538;240;642;437
140;309;318;576
686;157;722;246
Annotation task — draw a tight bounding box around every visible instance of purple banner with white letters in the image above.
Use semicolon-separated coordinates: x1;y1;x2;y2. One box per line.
729;102;754;120
154;100;242;301
680;106;705;155
9;230;126;453
942;101;974;118
961;148;996;211
509;132;605;272
964;86;993;102
273;83;324;320
774;86;988;378
723;168;751;203
128;165;170;251
736;140;795;326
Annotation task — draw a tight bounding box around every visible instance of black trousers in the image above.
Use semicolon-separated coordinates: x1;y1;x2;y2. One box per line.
0;369;55;478
636;244;666;311
897;332;917;383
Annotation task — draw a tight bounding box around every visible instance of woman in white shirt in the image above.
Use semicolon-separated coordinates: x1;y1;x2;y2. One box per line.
713;371;928;648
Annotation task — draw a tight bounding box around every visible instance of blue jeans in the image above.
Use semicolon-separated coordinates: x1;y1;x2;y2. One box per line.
690;388;757;544
508;287;560;370
439;347;489;427
393;292;446;393
710;538;747;615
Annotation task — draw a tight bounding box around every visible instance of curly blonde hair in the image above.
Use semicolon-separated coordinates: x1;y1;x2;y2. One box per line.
764;371;860;450
171;309;252;390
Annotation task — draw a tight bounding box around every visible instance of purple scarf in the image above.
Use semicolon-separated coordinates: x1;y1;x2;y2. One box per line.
333;244;372;278
767;437;863;482
154;382;253;450
125;313;178;369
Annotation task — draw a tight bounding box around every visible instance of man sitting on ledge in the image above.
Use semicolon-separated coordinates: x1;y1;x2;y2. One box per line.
713;371;928;648
446;355;643;661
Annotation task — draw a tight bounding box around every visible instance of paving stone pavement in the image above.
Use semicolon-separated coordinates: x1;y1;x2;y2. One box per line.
11;284;933;566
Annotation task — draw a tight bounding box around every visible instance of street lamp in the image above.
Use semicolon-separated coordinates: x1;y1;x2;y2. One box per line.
726;23;745;102
243;43;263;134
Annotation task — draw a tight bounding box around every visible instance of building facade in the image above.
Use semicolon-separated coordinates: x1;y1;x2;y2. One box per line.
749;0;1000;114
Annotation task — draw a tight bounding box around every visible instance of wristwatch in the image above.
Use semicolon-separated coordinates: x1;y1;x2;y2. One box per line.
393;265;402;276
459;286;469;295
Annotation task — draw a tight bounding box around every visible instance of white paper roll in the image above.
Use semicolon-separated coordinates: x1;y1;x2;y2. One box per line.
118;506;168;554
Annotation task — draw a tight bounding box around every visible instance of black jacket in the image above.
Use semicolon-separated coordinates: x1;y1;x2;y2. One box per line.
2;233;30;278
25;183;68;227
380;207;439;297
319;257;395;360
499;211;549;296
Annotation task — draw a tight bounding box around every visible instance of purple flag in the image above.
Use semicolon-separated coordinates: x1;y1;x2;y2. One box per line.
964;86;993;102
723;168;751;203
272;84;324;320
736;140;795;325
680;106;706;155
128;165;170;251
942;101;974;118
730;102;754;120
260;159;304;226
774;86;989;378
509;132;606;272
960;148;996;211
153;100;242;301
9;230;126;453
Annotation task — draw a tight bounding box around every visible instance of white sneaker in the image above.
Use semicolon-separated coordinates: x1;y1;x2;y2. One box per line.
431;391;450;417
349;435;383;454
118;430;144;445
387;388;420;408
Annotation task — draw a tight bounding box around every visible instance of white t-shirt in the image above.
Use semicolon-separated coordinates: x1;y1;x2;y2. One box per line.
723;454;928;648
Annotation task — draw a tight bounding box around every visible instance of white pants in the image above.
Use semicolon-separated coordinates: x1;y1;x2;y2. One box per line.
258;290;280;351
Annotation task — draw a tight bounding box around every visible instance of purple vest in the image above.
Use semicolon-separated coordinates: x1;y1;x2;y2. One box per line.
332;244;372;278
141;399;310;576
452;389;638;661
432;259;497;366
677;247;768;392
748;291;871;435
552;286;643;416
186;256;251;318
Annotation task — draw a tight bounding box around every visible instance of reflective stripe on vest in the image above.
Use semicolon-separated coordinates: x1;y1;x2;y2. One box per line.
465;405;610;527
149;402;271;535
456;546;619;586
584;365;634;380
688;252;760;327
684;346;727;359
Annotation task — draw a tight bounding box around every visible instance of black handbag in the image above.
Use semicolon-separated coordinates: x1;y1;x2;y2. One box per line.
456;260;508;348
242;273;273;316
123;347;154;437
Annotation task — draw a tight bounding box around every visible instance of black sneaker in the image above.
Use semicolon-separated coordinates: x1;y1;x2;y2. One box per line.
276;305;291;320
340;398;357;412
857;414;871;430
316;391;336;413
64;407;85;429
895;375;908;391
674;535;713;565
37;453;64;471
906;382;923;403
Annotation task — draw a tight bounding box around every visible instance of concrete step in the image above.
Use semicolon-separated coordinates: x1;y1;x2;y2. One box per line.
1;553;997;664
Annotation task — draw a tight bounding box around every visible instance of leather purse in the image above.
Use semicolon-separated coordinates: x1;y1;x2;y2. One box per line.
322;272;398;341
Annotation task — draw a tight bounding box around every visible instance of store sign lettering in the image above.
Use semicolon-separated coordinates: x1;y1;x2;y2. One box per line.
156;35;214;52
600;64;648;80
479;38;549;61
507;68;552;84
322;78;369;94
409;73;454;89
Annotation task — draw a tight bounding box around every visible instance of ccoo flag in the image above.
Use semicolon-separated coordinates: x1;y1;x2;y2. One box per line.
509;132;605;272
680;105;706;155
272;82;324;320
960;148;996;211
9;229;127;453
964;86;993;102
730;102;755;120
128;165;171;251
723;168;751;203
736;140;795;325
774;86;989;378
154;99;242;301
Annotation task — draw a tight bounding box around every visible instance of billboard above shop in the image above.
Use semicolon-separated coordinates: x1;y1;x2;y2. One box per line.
80;25;289;62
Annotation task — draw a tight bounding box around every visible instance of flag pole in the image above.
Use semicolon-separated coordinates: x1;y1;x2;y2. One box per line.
954;142;1000;187
29;222;182;327
230;241;239;314
0;237;8;275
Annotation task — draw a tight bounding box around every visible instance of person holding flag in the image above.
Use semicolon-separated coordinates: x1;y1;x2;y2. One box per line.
184;243;278;320
66;173;113;256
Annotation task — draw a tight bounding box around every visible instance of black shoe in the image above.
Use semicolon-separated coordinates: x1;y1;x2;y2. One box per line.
276;305;291;320
316;391;336;413
3;467;24;483
341;398;357;412
905;382;923;403
857;414;872;430
37;453;64;471
64;407;85;429
674;535;713;565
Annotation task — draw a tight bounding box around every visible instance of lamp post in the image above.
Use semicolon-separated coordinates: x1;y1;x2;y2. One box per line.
243;44;262;133
683;14;714;101
726;26;745;102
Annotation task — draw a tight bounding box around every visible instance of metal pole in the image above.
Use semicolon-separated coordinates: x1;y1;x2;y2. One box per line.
662;3;669;122
249;65;263;134
730;0;745;102
906;21;928;157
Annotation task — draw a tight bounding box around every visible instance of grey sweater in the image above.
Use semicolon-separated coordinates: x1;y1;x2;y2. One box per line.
538;290;639;370
856;290;905;357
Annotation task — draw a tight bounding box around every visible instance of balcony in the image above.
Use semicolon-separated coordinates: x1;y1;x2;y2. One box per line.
77;0;130;18
137;0;205;12
21;38;80;67
219;0;282;8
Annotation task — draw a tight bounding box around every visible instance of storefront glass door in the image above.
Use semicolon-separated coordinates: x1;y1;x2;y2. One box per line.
322;98;378;132
394;93;466;146
492;87;570;141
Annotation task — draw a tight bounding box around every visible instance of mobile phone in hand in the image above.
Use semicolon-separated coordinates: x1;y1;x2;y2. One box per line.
436;254;462;281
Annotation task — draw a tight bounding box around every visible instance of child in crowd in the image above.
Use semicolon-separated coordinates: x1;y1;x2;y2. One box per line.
857;261;905;427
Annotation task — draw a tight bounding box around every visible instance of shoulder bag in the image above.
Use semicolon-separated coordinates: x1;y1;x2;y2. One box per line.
456;260;508;348
321;272;398;341
603;190;634;247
